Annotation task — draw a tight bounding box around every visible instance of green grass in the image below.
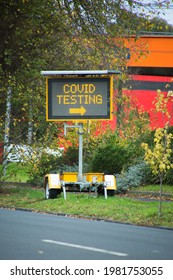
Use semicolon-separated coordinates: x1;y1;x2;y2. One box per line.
137;185;173;194
0;163;31;182
0;186;172;229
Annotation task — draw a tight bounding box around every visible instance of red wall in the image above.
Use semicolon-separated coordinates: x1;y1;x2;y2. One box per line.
104;75;173;131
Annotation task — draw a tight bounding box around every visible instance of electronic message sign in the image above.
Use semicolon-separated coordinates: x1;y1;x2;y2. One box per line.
46;76;113;121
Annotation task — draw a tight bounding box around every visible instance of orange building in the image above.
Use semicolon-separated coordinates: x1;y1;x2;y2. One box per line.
111;33;173;129
127;34;173;69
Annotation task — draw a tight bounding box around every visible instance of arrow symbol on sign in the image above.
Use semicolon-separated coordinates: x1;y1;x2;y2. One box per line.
69;106;86;116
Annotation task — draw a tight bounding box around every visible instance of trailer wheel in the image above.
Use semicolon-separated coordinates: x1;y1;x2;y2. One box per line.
107;190;115;196
49;189;58;199
97;185;104;195
45;184;58;199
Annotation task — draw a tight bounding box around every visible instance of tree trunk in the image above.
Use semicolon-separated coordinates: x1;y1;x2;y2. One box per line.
3;87;12;176
158;173;163;216
116;79;123;130
28;99;33;145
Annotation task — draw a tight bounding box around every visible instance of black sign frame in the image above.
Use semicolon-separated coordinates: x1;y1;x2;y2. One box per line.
46;76;113;121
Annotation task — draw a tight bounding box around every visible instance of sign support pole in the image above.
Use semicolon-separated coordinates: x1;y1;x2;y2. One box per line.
78;123;84;182
64;122;84;182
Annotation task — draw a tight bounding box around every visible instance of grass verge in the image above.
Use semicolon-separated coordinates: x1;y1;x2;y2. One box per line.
136;185;173;194
0;163;31;182
0;186;172;229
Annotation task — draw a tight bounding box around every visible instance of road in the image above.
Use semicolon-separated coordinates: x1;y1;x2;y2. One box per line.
0;208;173;260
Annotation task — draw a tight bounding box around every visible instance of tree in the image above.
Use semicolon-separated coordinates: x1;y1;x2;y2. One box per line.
0;0;171;180
142;128;173;216
114;76;151;140
141;89;173;216
145;17;173;32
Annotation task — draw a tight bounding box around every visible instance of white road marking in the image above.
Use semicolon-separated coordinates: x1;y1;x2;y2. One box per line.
42;239;128;257
38;250;44;254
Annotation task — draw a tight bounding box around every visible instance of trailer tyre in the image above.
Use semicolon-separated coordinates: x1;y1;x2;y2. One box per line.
97;185;104;195
107;190;115;196
45;182;58;199
49;189;58;199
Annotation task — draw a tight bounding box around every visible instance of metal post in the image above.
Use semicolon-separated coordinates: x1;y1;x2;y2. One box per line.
64;122;84;182
104;187;108;199
62;186;67;200
78;123;83;182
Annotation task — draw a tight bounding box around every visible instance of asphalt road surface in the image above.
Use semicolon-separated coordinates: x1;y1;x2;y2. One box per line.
0;208;173;260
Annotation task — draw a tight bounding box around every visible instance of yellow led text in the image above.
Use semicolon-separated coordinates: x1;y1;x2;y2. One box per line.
57;83;103;105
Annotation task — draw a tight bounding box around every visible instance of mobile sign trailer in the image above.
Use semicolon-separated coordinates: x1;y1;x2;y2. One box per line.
44;172;117;199
41;70;120;199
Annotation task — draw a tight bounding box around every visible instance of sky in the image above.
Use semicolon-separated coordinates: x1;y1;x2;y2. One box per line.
134;1;173;26
158;6;173;25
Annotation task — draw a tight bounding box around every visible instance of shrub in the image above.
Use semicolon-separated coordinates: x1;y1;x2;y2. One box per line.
62;146;78;166
29;152;62;184
89;143;133;174
29;146;79;184
116;161;153;192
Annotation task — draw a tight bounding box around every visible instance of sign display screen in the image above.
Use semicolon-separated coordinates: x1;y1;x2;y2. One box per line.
46;77;113;121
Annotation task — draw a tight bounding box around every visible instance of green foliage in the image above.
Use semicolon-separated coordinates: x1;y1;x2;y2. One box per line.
141;89;173;185
1;0;172;185
29;145;79;184
89;142;134;174
142;128;173;176
116;162;153;192
87;124;154;175
0;1;171;145
141;88;173;216
143;17;173;33
62;146;79;166
28;153;60;184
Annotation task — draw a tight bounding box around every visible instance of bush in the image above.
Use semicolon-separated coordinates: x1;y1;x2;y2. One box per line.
29;146;79;184
89;143;134;174
62;146;78;166
116;161;153;192
29;152;62;185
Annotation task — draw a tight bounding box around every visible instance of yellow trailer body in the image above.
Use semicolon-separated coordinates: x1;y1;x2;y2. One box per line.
104;175;116;190
85;173;104;183
61;172;78;182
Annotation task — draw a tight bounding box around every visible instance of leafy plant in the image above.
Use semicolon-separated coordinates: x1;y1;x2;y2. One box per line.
142;128;173;215
89;142;134;174
116;161;152;192
141;89;173;216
